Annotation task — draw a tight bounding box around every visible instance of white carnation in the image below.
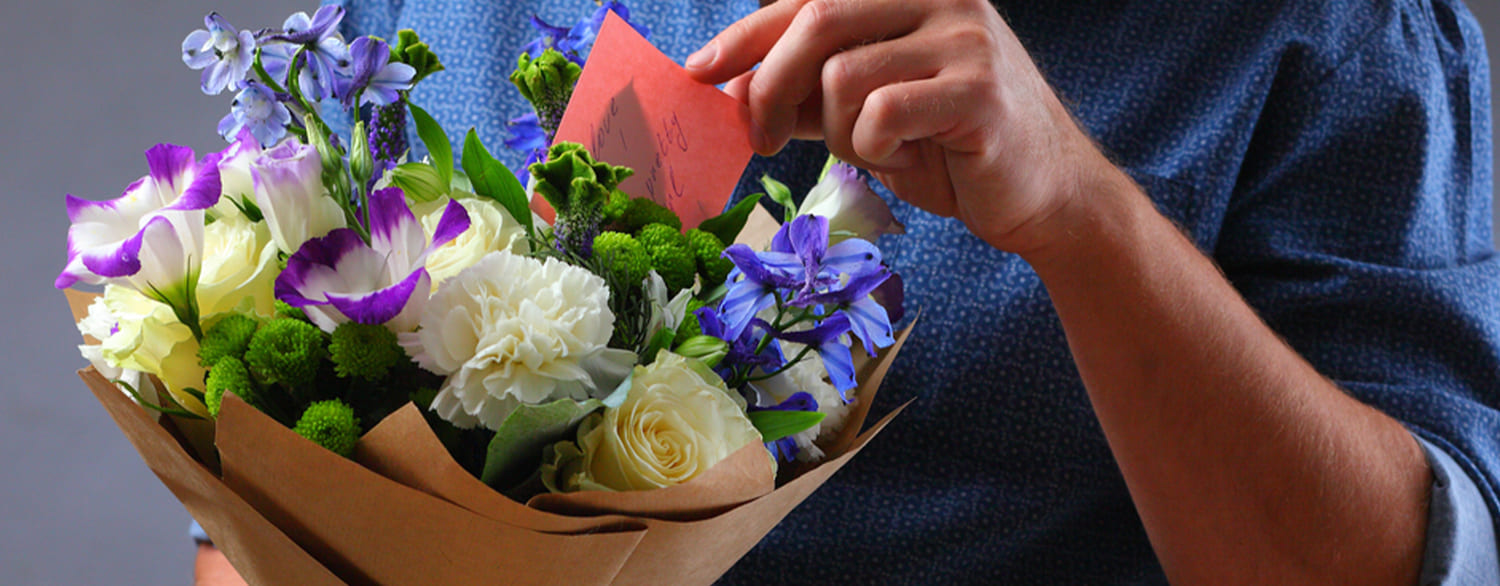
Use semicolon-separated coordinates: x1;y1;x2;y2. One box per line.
400;250;630;429
753;343;853;462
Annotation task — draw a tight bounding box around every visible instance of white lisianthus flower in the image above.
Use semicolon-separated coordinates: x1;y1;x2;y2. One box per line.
99;285;209;417
575;351;766;490
412;195;530;290
197;214;280;318
252;139;346;255
210;132;264;221
401;251;633;429
797;161;904;243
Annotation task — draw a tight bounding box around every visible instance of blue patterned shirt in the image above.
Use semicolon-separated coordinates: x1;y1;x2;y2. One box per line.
323;0;1500;582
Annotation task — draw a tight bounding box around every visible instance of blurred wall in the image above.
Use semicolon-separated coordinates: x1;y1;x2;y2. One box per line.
1;1;1499;584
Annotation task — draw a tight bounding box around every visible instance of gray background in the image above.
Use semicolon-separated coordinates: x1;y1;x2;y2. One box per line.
2;1;1499;584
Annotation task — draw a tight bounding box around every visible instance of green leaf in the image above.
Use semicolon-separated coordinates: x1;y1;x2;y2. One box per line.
747;409;826;443
408;103;453;188
696;192;764;245
760;174;797;223
461;129;533;232
640;327;676;366
480;398;606;490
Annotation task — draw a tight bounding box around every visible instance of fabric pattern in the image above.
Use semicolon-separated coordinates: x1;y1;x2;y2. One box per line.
325;0;1500;583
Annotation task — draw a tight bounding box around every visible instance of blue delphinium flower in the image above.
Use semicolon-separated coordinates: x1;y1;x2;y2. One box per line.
266;6;352;102
520;15;580;64
776;312;857;396
566;1;651;58
718;215;888;340
339;38;416;110
181;13;257;95
505;112;549;183
217;81;291;147
696;306;785;381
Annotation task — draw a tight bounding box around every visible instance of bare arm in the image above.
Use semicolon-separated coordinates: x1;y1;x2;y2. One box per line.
688;0;1431;582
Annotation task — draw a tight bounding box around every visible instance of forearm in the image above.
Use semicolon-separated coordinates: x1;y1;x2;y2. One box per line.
1023;161;1432;584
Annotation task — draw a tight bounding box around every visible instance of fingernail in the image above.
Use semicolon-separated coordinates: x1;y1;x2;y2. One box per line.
686;42;717;70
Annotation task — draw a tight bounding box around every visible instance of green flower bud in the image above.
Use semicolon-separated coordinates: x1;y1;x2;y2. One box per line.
350;120;374;190
674;335;729;369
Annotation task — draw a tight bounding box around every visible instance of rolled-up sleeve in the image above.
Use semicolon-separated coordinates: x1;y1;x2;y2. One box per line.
1417;435;1500;585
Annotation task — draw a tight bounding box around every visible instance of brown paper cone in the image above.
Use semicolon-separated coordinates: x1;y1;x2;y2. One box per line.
606;402;910;585
79;368;343;585
216;393;648;585
355;404;643;535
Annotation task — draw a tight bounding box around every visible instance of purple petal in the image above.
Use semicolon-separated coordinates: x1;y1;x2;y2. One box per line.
786;215;829;272
275;228;366;306
144;145;195;191
65;192;120;224
181;30;216;68
755;391;819;412
326;268;426;325
777;312;852;347
723;245;798;288
368;187;422;252
871;272;905;324
427;198;472;252
79;224;145;279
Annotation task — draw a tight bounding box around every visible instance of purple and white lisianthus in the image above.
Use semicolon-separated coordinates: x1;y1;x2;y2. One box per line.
56;144;222;308
275;187;470;333
797;162;905;242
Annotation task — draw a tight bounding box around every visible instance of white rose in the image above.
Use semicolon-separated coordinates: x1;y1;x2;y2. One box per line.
99;285;208;417
401;251;633;429
412;195;529;290
197;214;280;318
576;351;765;490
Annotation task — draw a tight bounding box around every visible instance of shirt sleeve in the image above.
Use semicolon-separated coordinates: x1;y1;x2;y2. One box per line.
1211;0;1500;560
1416;435;1500;584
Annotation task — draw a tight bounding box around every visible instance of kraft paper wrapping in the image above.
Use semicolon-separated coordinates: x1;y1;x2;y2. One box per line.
216;393;648;585
352;319;918;585
70;247;918;585
78;368;342;585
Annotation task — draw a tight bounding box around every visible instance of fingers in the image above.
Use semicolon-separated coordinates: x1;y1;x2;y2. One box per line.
819;32;945;170
685;0;807;84
851;77;974;167
749;0;927;154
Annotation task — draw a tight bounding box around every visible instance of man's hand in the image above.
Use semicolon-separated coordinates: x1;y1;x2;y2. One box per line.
687;2;1433;584
686;0;1109;257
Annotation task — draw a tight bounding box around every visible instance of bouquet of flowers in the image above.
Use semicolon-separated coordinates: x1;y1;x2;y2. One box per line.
60;4;912;584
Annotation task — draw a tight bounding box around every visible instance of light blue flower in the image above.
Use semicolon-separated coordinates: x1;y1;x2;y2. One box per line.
217;81;291;148
181;13;257;95
266;7;352;102
339;37;416;110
